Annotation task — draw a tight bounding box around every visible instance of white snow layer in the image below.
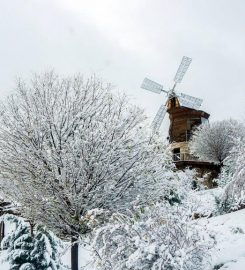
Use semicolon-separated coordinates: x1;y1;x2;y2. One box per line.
201;208;245;269
1;209;245;269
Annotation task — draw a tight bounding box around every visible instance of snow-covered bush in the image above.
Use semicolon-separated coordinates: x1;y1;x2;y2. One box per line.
165;168;217;218
92;203;213;270
162;168;193;205
1;215;64;270
190;119;244;165
216;135;245;213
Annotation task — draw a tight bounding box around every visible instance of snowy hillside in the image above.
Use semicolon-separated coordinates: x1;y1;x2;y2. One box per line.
1;209;245;270
203;209;245;270
63;208;245;270
78;209;245;270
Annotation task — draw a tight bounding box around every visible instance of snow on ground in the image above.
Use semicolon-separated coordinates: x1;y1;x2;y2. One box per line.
201;209;245;270
62;243;94;270
1;207;245;269
61;208;245;270
0;250;9;270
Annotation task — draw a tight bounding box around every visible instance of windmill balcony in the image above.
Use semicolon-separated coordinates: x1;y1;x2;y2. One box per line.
173;152;198;162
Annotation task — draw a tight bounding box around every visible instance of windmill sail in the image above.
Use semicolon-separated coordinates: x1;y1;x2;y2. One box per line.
177;92;203;110
151;105;167;132
141;56;203;133
141;78;165;94
173;56;192;83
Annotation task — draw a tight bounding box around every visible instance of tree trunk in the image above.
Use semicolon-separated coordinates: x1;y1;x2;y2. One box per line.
29;221;35;237
71;235;79;270
0;221;4;244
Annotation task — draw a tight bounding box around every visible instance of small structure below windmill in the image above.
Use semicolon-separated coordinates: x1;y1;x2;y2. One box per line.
141;56;220;187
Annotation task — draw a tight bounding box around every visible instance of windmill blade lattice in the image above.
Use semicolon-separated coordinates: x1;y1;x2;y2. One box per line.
177;92;203;110
141;56;203;133
151;105;167;133
173;56;192;84
141;78;166;94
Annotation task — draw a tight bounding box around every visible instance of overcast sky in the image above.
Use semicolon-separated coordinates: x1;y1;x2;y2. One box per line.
0;0;244;134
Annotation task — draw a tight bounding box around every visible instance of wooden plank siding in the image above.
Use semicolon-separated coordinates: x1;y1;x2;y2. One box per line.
166;97;220;187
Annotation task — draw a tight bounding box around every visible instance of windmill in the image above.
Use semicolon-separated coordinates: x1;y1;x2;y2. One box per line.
141;57;220;187
141;56;203;133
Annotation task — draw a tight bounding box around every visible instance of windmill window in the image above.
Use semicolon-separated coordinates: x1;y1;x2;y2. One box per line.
173;148;180;161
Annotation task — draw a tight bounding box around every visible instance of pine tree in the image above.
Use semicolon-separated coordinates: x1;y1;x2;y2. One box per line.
1;215;65;270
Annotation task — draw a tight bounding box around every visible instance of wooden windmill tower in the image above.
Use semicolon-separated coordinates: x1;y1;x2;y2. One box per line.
141;57;219;186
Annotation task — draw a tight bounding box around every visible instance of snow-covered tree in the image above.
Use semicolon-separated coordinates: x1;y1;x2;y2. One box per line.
217;135;245;213
92;203;213;270
0;72;175;270
1;215;64;270
190;119;245;165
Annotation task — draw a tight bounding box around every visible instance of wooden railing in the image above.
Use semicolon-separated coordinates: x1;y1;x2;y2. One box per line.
173;152;198;162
